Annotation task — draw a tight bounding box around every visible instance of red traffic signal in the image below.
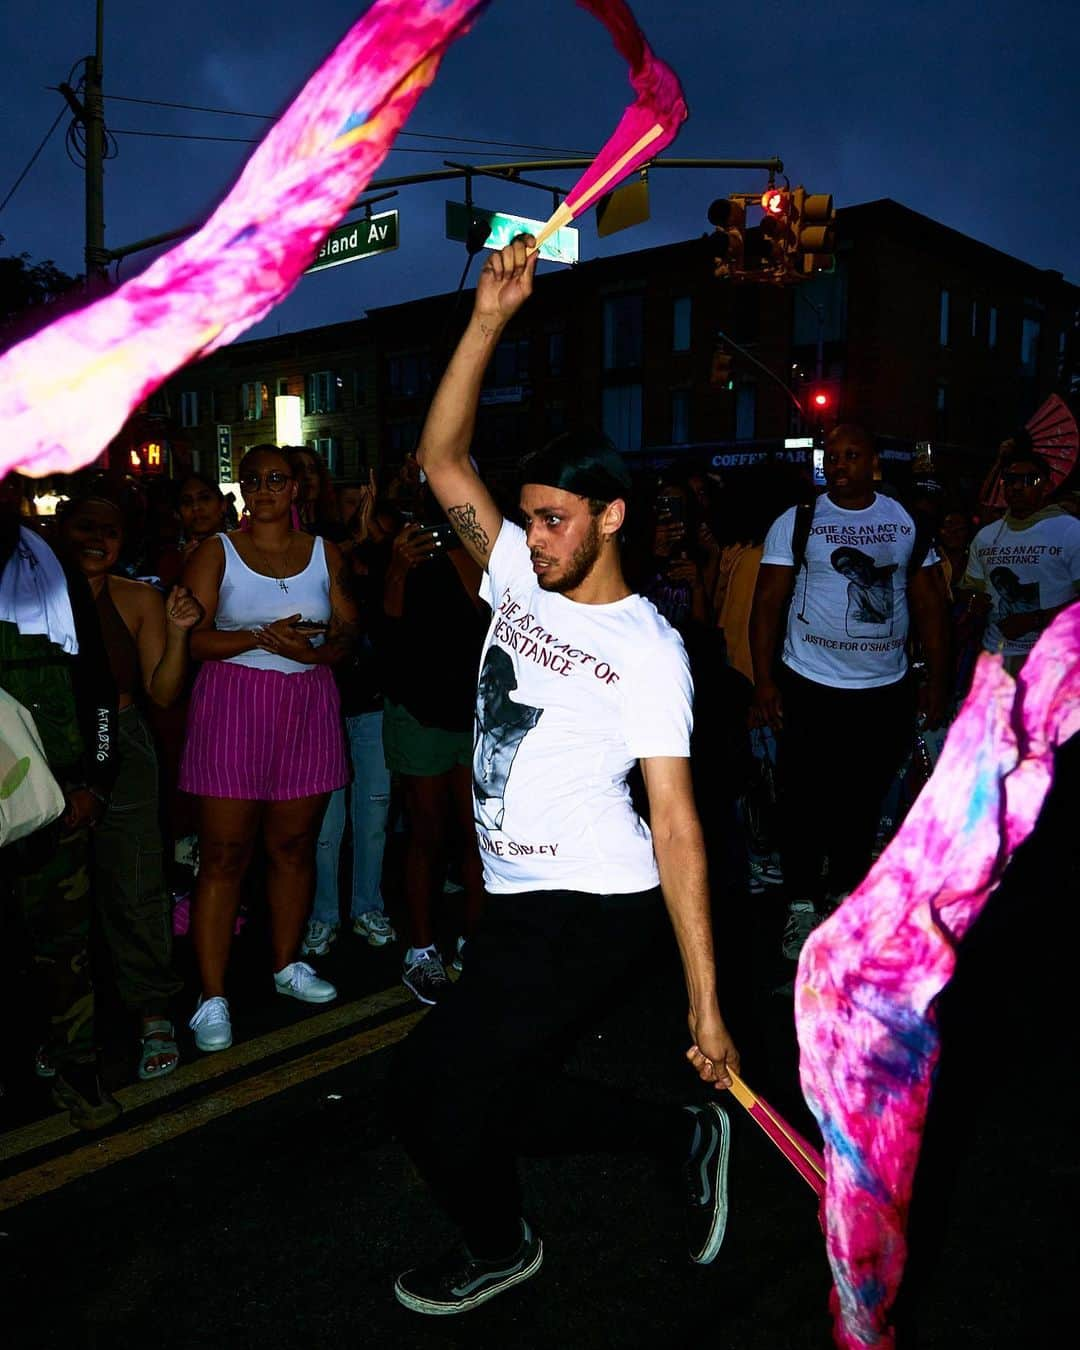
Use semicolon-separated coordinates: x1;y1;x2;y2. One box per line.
812;391;830;409
760;187;789;218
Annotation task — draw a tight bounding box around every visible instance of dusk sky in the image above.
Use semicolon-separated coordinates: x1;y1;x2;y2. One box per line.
2;0;1077;346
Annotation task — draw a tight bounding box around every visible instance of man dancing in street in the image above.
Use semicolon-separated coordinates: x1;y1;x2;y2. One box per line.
389;236;740;1315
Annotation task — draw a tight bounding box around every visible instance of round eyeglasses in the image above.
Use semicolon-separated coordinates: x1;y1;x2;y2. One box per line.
239;471;292;493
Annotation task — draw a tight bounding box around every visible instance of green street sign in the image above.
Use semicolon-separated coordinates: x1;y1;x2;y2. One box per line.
306;210;399;273
445;201;578;265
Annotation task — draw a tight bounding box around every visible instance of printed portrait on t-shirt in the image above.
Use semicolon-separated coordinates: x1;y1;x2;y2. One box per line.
473;645;544;831
829;546;897;637
988;565;1039;618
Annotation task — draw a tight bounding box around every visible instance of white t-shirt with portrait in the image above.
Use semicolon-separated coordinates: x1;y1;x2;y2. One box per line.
964;507;1080;657
474;520;693;895
762;493;935;689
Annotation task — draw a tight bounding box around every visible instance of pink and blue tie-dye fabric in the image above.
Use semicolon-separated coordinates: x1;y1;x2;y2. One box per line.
795;603;1080;1348
566;0;687;217
0;0;685;480
0;0;492;477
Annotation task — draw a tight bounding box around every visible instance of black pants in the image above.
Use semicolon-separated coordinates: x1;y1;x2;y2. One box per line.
389;887;688;1256
776;668;915;903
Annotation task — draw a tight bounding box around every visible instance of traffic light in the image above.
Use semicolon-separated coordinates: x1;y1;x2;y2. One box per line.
810;389;831;413
710;347;735;389
759;187;792;273
790;189;836;274
707;197;745;278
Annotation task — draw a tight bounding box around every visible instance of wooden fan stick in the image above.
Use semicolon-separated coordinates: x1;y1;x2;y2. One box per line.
528;122;665;252
729;1069;826;1185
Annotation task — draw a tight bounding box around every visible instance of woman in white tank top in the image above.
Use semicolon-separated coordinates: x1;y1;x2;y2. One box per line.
179;445;357;1053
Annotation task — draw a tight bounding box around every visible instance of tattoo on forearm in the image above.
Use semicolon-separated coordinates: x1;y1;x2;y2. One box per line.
447;503;490;555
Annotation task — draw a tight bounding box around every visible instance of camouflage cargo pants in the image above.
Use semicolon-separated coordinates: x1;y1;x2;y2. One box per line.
12;818;96;1069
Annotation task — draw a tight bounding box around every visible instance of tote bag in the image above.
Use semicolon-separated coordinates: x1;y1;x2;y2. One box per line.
0;686;66;847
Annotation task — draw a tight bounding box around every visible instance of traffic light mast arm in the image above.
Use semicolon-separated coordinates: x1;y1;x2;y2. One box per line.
714;329;803;415
102;157;786;264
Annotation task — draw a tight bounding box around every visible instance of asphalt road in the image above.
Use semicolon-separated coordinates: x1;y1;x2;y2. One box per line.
1;765;1076;1350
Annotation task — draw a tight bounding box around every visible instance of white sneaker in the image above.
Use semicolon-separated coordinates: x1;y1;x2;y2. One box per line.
274;961;337;1004
300;919;338;957
780;902;820;961
352;909;396;947
189;996;233;1052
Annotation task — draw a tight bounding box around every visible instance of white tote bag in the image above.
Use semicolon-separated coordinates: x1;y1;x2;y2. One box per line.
0;686;66;847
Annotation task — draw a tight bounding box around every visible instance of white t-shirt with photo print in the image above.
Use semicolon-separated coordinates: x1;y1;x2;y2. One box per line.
474;519;693;895
964;506;1080;658
762;493;936;689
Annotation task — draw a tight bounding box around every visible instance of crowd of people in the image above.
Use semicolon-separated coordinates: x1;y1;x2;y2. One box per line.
2;234;1079;1313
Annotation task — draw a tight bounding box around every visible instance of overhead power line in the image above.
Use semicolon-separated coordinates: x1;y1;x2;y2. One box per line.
100;92;593;156
0;105;67;214
109;128;575;157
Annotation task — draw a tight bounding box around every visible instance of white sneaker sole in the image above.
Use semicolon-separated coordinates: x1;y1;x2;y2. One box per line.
355;929;393;947
194;1029;232;1052
275;984;337;1004
690;1105;731;1265
393;1242;543;1315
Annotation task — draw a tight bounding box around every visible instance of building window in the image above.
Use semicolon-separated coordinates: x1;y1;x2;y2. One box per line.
548;331;564;377
179;391;199;428
305;370;340;415
936;384;948;441
1021;317;1041;375
970;301;978;340
988;306;998;349
240;381;266;421
307;436;341;477
601;383;642;451
489;338;529;387
734;383;757;442
672;296;692;352
603;294;644;370
388;421;420;457
938;289;950;347
276;377;290;396
671;390;690;444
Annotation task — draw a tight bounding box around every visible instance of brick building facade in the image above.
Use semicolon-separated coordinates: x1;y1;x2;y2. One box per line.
150;198;1077;487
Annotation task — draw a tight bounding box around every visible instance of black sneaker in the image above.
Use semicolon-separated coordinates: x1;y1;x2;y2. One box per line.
395;1219;543;1315
684;1102;731;1264
402;951;451;1006
51;1062;122;1131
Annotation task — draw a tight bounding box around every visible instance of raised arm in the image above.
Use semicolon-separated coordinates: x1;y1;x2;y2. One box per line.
417;235;539;569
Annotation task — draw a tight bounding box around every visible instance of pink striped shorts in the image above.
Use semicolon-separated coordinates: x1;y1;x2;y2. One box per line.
179;661;348;801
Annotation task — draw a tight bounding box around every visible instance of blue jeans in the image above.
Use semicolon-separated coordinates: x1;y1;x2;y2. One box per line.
313;710;390;925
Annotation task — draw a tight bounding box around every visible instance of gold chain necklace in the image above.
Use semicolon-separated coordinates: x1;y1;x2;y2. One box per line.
250;534;294;593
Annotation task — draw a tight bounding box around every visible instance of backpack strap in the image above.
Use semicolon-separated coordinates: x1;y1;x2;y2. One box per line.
906;516;935;578
789;501;815;574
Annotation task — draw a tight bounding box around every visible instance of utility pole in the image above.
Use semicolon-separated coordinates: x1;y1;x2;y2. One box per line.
83;0;108;283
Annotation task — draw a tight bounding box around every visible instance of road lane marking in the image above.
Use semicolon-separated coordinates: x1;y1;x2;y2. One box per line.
0;1008;424;1212
0;984;414;1165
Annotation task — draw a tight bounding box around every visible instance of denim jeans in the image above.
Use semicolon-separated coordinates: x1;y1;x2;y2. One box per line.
313;710;390;925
